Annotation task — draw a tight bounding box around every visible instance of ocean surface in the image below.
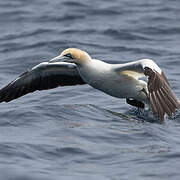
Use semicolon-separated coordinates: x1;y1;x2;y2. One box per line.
0;0;180;179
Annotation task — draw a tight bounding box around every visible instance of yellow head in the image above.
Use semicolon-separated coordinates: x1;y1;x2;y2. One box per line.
49;48;91;65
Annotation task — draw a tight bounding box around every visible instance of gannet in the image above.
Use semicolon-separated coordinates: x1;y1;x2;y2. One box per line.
0;48;179;121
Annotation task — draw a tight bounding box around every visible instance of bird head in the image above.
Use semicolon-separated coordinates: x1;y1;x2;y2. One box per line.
49;48;91;65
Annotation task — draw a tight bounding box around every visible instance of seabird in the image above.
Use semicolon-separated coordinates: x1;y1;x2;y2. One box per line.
0;48;179;121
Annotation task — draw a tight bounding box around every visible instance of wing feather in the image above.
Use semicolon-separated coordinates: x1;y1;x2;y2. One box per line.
144;66;179;121
0;62;86;102
149;92;158;116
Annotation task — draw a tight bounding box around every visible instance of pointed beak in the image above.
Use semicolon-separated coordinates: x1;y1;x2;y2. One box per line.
49;55;69;63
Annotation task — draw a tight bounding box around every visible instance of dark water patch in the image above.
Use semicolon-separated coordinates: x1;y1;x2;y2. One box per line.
87;8;121;16
0;29;54;42
0;40;60;53
61;29;97;35
38;14;85;23
157;6;180;12
62;1;88;8
139;27;180;35
111;46;164;56
102;29;151;40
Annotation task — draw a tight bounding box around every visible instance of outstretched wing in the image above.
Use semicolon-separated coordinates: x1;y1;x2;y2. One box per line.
144;67;179;121
114;59;179;121
0;62;86;103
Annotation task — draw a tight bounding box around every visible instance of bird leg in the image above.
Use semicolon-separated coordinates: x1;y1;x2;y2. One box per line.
126;98;146;118
126;98;145;109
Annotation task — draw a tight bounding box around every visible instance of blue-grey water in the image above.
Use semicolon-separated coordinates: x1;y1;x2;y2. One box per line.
0;0;180;179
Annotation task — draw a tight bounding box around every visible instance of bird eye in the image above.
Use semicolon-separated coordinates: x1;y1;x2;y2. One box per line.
64;53;73;58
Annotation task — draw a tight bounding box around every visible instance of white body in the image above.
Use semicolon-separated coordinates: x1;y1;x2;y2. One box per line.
78;59;150;103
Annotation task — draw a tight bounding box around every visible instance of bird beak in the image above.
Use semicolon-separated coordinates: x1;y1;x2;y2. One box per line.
49;55;70;63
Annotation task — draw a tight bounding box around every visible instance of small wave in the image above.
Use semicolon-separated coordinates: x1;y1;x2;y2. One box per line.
102;29;151;40
62;1;88;8
139;27;180;35
38;14;85;23
88;8;120;16
0;29;53;42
